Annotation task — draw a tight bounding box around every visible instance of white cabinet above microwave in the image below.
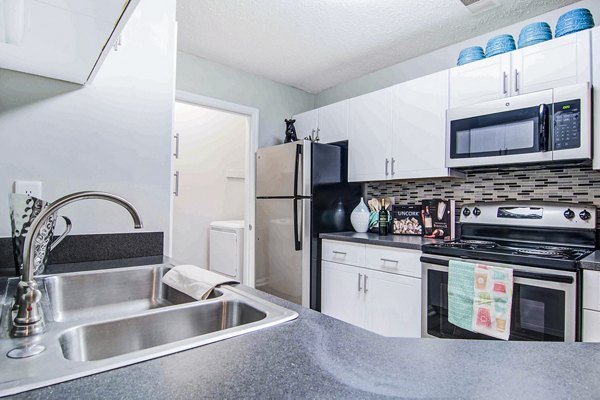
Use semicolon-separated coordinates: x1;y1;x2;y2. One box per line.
449;30;592;108
0;0;140;84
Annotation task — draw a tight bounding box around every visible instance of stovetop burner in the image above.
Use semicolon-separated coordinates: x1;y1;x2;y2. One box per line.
423;239;593;270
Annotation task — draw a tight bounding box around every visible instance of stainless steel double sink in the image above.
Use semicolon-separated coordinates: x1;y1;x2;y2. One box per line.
0;264;298;396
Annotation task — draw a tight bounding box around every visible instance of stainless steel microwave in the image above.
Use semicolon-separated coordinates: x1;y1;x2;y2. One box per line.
446;83;591;168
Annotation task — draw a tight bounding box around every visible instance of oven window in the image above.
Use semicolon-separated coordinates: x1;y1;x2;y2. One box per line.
426;269;566;341
450;105;544;159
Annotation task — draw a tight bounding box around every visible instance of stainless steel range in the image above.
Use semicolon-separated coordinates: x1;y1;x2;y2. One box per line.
421;202;597;342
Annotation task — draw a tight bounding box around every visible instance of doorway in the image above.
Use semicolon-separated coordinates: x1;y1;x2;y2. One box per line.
170;91;259;286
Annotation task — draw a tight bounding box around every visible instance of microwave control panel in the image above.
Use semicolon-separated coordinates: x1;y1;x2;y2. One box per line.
553;99;581;150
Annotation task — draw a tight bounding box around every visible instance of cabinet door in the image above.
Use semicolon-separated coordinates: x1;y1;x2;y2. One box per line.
449;54;510;108
391;71;451;179
321;261;364;326
348;87;393;182
292;110;318;140
362;269;421;337
583;309;600;342
512;30;591;96
591;27;600;170
318;100;349;143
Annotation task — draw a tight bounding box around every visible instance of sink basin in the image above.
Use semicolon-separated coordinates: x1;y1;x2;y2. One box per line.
0;264;298;397
60;300;266;361
44;265;221;322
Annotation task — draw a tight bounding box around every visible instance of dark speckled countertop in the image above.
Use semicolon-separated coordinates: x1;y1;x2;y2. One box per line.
580;251;600;271
320;231;441;250
4;258;600;399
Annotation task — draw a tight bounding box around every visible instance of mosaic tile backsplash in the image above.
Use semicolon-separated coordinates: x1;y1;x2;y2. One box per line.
367;165;600;228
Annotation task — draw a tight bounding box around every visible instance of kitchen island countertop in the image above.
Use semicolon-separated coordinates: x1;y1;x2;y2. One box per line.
4;258;600;399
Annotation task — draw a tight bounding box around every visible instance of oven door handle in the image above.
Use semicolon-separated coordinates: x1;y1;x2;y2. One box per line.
420;256;574;284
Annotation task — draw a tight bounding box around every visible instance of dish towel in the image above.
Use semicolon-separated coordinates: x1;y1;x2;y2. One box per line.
448;260;513;340
162;265;239;300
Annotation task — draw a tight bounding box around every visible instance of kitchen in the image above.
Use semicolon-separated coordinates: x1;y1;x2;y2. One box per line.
2;0;600;398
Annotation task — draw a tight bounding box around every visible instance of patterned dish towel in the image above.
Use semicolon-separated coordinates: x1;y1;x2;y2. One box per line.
448;260;513;340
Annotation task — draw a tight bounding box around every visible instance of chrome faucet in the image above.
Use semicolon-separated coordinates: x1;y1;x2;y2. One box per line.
11;191;143;337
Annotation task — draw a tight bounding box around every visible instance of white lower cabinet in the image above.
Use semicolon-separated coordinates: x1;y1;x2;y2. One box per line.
583;309;600;342
321;261;364;327
583;269;600;342
321;240;421;338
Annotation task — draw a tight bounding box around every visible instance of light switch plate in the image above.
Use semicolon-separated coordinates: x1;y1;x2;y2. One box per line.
14;181;42;198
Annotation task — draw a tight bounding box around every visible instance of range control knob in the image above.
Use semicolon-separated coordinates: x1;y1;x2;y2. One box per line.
462;208;471;217
580;210;592;221
564;209;575;219
473;207;481;217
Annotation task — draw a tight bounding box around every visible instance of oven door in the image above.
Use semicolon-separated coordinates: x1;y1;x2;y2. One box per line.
446;89;553;168
421;257;577;342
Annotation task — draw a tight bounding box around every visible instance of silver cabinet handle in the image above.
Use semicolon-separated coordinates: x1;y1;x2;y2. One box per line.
358;273;363;292
332;250;347;255
315;128;320;142
380;258;399;264
502;72;508;95
391;157;395;176
514;69;520;93
173;171;180;196
385;158;389;176
173;133;180;159
364;275;368;293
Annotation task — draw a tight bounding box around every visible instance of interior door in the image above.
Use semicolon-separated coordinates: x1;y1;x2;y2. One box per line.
348;87;392;182
512;30;591;96
391;70;450;179
255;198;303;305
321;261;364;326
449;54;511;108
363;269;421;337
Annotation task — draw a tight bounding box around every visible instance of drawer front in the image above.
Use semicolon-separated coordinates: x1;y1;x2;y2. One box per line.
583;270;600;311
583;309;600;342
365;245;421;278
321;240;365;266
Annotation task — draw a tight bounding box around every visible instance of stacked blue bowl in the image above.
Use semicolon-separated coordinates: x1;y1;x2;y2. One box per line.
518;22;552;48
457;46;485;66
555;8;595;38
485;34;516;58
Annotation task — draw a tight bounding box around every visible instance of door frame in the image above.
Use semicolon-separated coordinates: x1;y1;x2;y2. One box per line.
171;90;259;287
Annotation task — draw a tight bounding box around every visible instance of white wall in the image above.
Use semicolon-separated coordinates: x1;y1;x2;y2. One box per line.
176;51;315;148
0;0;177;247
316;0;600;107
171;102;247;267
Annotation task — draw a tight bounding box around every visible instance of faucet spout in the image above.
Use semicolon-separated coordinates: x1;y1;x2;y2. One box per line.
12;191;143;337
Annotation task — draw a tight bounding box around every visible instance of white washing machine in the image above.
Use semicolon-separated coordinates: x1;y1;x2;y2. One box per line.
209;220;244;282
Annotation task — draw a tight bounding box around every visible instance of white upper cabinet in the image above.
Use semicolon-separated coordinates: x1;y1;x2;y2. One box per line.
450;30;592;109
512;30;591;95
348;87;393;182
392;70;457;180
449;54;511;108
0;0;140;84
292;109;318;140
317;100;349;143
593;27;600;170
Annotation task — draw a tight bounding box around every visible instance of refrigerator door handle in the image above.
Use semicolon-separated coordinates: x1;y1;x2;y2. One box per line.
293;144;302;198
293;198;302;251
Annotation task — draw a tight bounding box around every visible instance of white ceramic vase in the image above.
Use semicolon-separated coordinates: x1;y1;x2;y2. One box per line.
350;197;370;233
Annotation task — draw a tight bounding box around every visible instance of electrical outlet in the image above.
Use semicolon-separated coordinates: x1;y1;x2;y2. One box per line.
14;181;42;198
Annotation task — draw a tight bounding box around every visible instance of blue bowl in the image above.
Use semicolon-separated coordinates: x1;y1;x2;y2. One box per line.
457;46;485;65
485;34;516;54
556;8;594;37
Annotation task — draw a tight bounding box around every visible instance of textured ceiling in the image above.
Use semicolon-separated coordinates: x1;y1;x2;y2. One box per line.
176;0;579;93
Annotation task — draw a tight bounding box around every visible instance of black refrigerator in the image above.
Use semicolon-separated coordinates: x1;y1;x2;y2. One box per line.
255;140;362;310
